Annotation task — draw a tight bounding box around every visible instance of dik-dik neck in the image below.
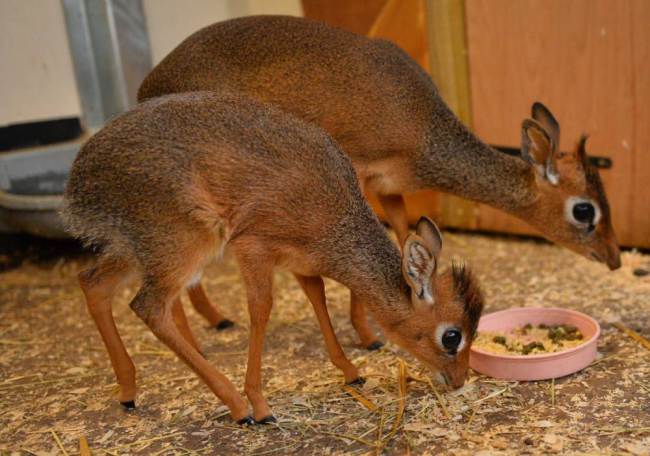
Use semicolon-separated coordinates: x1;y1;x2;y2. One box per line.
323;210;410;325
414;106;537;214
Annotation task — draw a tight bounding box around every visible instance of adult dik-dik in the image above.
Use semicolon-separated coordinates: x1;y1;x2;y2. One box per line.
62;92;484;423
138;15;620;345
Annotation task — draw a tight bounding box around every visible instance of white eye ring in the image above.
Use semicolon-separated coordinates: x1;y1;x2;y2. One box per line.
565;196;601;228
435;323;466;354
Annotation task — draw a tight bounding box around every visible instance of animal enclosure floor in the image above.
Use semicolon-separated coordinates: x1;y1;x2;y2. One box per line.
1;231;649;455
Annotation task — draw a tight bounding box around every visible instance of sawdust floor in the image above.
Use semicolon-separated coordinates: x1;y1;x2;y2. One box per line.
1;231;649;455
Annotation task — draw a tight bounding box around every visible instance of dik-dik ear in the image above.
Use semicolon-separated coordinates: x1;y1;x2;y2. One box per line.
532;102;560;150
402;217;443;307
521;118;559;185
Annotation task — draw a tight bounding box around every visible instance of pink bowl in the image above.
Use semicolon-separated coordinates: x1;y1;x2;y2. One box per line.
469;307;600;381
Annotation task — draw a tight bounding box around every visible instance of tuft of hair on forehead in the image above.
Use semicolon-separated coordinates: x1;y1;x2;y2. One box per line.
576;134;612;219
451;260;484;335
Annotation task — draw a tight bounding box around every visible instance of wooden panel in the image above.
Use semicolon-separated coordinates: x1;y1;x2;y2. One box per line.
301;0;386;35
465;0;650;247
425;0;478;229
367;0;429;68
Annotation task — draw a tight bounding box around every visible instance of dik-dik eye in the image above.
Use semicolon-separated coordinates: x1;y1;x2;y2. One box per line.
565;197;601;231
442;329;462;352
573;202;595;224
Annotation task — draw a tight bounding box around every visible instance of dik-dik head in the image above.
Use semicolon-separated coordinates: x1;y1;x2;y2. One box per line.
386;217;484;389
519;102;620;270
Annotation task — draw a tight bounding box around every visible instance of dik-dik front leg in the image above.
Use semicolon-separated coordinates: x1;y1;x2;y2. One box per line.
294;274;362;385
376;193;410;246
348;192;409;351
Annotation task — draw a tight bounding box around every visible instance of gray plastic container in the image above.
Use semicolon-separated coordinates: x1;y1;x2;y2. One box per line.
0;139;84;238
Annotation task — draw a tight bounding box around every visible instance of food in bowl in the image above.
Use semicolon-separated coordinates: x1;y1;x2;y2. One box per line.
474;323;585;355
470;308;600;381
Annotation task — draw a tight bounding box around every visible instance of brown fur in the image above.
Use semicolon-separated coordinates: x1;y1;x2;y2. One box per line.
62;92;484;421
138;15;620;270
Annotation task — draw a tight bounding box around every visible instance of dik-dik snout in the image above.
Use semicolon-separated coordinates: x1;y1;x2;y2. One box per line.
518;103;621;270
386;218;484;389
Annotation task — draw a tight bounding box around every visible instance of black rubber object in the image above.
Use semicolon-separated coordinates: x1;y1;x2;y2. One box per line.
215;319;236;330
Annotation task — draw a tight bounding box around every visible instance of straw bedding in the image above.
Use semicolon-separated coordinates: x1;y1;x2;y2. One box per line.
1;231;649;455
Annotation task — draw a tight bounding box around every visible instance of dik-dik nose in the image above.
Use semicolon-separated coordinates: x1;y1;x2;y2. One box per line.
606;245;622;271
449;372;467;390
437;371;467;390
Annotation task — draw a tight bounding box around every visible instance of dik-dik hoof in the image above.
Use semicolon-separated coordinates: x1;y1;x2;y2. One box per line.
120;400;136;410
255;415;277;425
215;319;235;331
366;340;384;351
346;377;366;386
236;415;255;426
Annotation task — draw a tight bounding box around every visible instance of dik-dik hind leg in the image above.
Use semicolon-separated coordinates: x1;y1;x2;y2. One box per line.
79;257;136;408
351;291;383;351
294;274;361;385
234;246;276;423
376;193;410;246
130;284;250;423
171;297;202;355
186;283;235;330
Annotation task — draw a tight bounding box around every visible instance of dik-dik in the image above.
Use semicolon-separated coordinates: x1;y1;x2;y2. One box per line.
138;15;620;346
62;92;484;423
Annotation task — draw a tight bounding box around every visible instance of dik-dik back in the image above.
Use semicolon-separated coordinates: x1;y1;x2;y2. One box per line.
64;91;361;268
138;15;433;163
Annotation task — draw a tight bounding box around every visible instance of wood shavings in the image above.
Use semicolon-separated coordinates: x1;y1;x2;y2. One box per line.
50;429;69;456
1;232;649;454
342;385;377;411
612;322;650;351
79;436;91;456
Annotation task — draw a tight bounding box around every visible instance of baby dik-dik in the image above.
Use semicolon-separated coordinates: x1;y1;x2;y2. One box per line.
62;92;484;424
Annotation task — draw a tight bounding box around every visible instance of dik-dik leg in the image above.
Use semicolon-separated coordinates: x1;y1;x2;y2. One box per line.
79;256;137;408
234;245;276;423
376;193;410;245
294;274;362;384
348;192;409;351
171;297;202;355
351;291;383;350
186;283;235;330
130;282;251;423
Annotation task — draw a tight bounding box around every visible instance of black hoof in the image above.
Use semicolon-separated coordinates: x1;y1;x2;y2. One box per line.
215;319;235;331
346;377;366;386
366;340;384;351
255;415;277;424
237;415;255;426
120;400;136;410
